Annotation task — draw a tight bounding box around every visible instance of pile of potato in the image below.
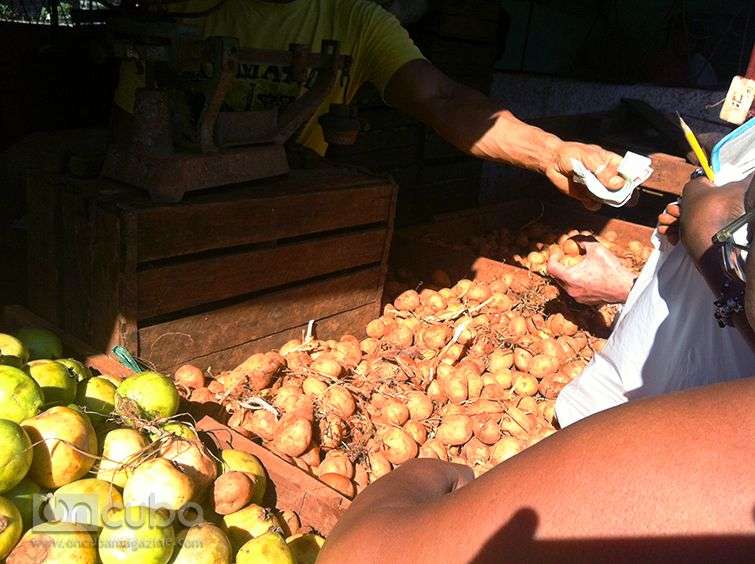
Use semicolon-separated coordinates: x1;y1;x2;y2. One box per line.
187;262;607;500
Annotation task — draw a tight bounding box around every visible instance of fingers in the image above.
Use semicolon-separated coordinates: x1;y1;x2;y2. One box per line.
545;167;570;194
657;211;678;227
546;252;568;279
586;147;623;190
666;202;681;218
576;239;601;254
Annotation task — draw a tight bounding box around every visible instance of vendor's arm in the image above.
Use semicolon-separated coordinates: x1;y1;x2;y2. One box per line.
319;377;755;563
384;60;624;210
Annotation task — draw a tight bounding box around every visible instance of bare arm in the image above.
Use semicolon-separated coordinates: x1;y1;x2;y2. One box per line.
679;176;755;347
384;60;624;210
320;377;755;563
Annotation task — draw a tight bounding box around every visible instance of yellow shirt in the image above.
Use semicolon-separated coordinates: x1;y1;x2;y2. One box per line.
114;0;424;155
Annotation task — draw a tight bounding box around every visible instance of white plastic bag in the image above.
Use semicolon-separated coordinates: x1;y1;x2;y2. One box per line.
555;231;755;427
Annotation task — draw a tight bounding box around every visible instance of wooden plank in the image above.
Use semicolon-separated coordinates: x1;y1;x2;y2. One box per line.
138;267;383;369
643;153;696;196
175;302;379;371
197;417;350;535
2;305;131;379
386;165;420;189
84;206;138;354
134;181;395;263
138;228;388;319
60;187;93;344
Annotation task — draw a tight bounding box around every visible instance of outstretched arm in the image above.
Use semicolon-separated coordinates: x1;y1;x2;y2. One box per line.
384;60;624;210
320;377;755;563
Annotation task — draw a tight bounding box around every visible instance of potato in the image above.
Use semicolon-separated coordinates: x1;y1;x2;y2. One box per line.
490;436;524;465
273;415;312;458
323;385;356;419
213;471;257;515
381;428;418;465
319;473;355;498
368;451;392;481
418;439;448;461
394;290;420;312
318;451;354;479
383;399;410;426
435;414;473;446
406;392;433;421
403;420;428;444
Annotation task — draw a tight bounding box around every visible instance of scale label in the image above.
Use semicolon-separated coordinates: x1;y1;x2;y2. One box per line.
720;75;755;125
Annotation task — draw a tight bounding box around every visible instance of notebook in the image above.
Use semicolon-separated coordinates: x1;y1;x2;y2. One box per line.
711;117;755;186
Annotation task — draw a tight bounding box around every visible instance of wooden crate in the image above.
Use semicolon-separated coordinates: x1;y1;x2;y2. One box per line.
196;416;350;535
390;199;654;284
25;163;397;372
1;306;351;534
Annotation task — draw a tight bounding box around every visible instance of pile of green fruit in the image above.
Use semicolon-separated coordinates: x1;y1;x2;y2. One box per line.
0;329;325;563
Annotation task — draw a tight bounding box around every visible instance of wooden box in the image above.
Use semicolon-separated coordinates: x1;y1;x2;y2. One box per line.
197;416;350;535
25;163;396;372
390;198;654;286
2;307;350;535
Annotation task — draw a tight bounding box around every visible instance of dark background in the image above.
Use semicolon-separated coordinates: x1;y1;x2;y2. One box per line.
1;0;754;306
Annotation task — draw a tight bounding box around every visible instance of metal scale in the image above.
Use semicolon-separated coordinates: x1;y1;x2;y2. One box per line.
74;1;360;202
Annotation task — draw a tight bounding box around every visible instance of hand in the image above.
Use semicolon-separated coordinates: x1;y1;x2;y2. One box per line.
547;239;635;304
657;201;681;244
545;142;624;211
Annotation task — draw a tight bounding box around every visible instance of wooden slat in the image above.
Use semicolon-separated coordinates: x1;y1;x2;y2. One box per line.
175;303;379;371
643;153;696;196
138;228;388;319
197;417;350;535
138;267;382;369
134;181;394;262
61;188;93;343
